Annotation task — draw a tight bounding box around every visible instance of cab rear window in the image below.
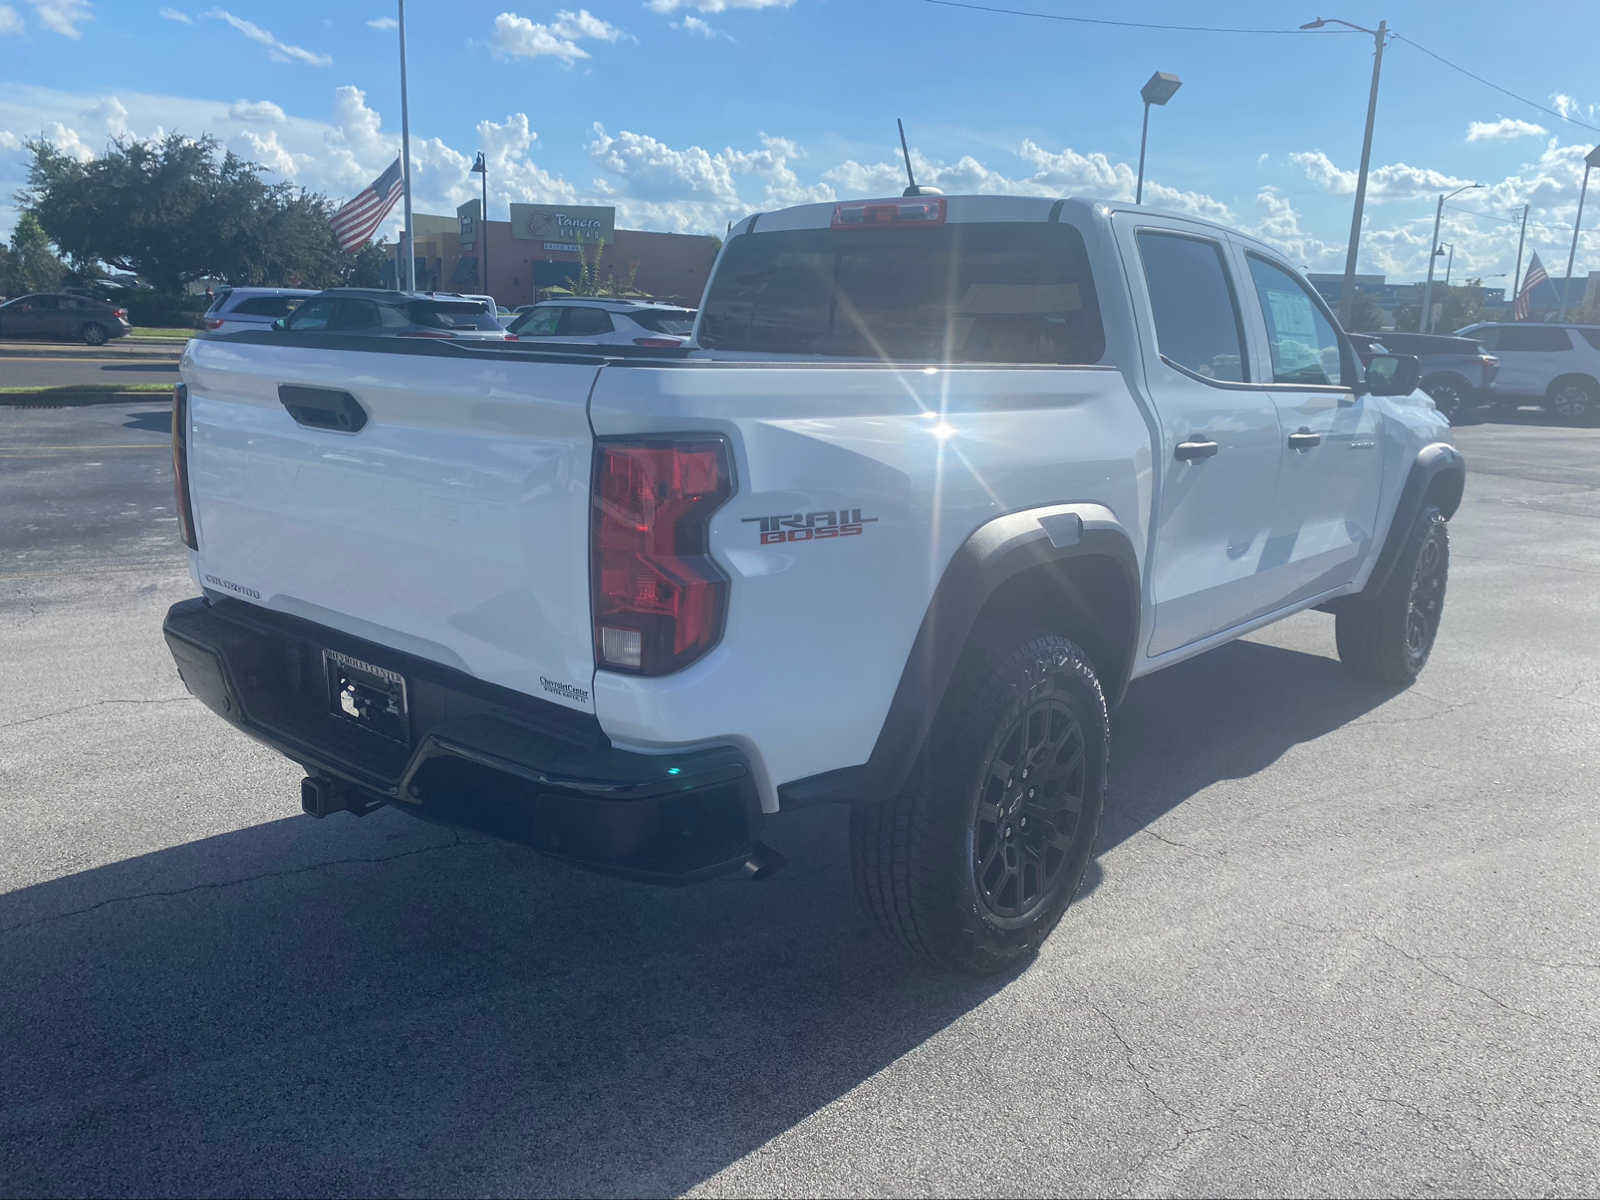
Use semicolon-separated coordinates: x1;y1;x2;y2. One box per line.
698;222;1105;364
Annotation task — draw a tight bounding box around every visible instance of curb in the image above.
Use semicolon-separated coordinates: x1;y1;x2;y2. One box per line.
0;391;170;408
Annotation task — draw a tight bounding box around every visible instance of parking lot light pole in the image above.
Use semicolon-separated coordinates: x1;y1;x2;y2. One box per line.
1301;16;1387;327
1135;72;1182;205
471;152;488;297
1422;183;1481;333
1558;144;1600;321
397;0;415;291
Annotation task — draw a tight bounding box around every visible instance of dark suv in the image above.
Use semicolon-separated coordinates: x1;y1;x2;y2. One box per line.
0;292;132;345
1356;331;1498;422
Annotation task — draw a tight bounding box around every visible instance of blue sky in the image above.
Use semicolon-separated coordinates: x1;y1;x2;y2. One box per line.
1;0;1597;285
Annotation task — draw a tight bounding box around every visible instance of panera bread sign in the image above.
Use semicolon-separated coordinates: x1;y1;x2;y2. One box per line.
510;203;615;245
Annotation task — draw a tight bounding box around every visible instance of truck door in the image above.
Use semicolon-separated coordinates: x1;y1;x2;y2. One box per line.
1233;249;1384;603
1118;218;1287;656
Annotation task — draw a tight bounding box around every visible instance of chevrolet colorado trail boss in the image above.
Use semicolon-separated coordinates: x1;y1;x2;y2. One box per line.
162;194;1464;973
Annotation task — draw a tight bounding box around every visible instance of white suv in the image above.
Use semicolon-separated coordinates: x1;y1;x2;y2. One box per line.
1455;322;1600;419
507;298;697;347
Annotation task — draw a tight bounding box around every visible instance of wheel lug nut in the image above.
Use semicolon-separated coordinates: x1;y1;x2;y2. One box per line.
1028;787;1035;798
1004;826;1013;838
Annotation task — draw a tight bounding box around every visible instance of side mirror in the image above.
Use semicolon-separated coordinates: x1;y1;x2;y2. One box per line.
1362;353;1421;397
271;317;287;331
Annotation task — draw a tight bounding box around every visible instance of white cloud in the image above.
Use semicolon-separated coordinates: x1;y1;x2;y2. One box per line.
1252;188;1340;268
206;9;332;66
0;130;20;149
229;99;285;123
1551;94;1599;123
366;15;396;30
0;5;24;33
1288;150;1474;200
85;95;127;137
674;14;726;37
489;8;627;63
1467;117;1547;142
29;0;92;38
233;128;300;176
158;6;190;22
646;0;792;11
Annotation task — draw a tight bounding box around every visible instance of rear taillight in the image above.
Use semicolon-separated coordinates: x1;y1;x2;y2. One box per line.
172;383;197;550
113;308;128;321
1480;354;1499;382
204;318;223;330
831;196;946;230
632;337;682;348
592;438;732;674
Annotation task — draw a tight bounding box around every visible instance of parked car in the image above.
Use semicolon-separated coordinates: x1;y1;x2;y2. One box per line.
506;298;698;347
1453;322;1600;420
272;289;511;340
0;292;131;345
163;192;1461;974
1358;331;1498;423
1346;332;1388;368
201;287;319;336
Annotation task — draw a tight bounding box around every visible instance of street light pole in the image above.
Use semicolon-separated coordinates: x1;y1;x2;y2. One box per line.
1558;145;1600;321
1421;183;1481;333
1302;16;1386;327
1135;72;1181;206
397;0;415;291
1441;243;1454;290
1510;204;1530;303
471;152;488;297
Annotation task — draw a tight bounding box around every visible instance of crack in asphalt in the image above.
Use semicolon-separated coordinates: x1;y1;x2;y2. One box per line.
0;833;465;937
0;695;191;733
1280;920;1546;1022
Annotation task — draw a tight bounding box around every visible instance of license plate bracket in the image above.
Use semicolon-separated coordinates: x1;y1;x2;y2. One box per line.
324;649;410;743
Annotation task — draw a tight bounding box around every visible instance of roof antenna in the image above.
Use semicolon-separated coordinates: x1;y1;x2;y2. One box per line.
897;118;942;198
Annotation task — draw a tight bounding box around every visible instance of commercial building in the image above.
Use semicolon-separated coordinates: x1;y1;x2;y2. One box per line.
385;203;720;308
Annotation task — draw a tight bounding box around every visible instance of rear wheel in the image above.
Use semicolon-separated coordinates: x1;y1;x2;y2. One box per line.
81;322;108;346
1546;376;1599;422
1422;375;1471;424
1336;504;1449;685
851;630;1108;974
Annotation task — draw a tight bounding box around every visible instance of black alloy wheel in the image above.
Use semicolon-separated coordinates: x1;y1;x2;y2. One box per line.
970;695;1088;925
1404;519;1448;673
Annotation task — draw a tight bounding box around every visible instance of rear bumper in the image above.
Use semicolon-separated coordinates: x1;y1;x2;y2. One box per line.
162;596;759;883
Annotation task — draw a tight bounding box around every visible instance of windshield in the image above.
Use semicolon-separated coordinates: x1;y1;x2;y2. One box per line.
698;221;1104;363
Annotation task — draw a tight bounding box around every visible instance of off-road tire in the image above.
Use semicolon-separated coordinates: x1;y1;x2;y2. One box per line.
1422;375;1471;424
1546;375;1599;423
850;631;1109;974
1336;504;1449;685
81;322;108;346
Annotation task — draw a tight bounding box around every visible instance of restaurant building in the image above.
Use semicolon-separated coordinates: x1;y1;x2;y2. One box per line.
387;203;720;308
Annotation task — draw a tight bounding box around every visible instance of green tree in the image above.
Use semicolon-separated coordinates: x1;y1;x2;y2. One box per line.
20;133;353;294
345;238;390;288
5;211;65;294
1437;278;1485;334
1347;290;1386;332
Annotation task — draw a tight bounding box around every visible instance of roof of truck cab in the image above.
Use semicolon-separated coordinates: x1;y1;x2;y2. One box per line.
729;193;1285;259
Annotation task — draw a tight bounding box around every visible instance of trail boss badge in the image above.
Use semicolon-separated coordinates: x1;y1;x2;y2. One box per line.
742;508;878;546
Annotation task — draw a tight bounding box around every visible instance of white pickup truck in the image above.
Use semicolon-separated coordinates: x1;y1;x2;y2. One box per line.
163;193;1464;973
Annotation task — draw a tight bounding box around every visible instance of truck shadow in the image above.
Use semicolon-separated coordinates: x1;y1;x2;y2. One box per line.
0;638;1392;1197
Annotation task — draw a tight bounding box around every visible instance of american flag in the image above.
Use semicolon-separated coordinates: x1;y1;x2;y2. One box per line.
330;157;404;254
1515;252;1548;320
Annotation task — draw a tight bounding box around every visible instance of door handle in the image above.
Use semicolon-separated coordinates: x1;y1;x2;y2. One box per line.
1175;438;1219;461
1288;429;1322;451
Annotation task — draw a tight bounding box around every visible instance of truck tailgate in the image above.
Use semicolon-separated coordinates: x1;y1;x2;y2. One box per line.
181;338;599;713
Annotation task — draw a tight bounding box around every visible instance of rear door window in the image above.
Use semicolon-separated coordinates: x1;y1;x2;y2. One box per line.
286;297;336;331
512;307;563;336
560;307;614;336
1496;326;1572;352
1245;255;1347;386
1135;231;1248;382
699;221;1105;363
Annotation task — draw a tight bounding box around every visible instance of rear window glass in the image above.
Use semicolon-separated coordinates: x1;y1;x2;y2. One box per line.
633;308;696;335
405;300;502;331
232;296;301;318
206;288;233;314
699;222;1105;363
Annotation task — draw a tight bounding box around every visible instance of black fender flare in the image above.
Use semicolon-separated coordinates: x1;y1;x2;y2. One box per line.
856;503;1140;804
1366;442;1465;595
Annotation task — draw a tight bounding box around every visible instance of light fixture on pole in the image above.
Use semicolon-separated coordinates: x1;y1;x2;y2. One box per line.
470;151;488;297
1135;72;1181;206
1438;242;1455;290
396;0;415;291
1301;16;1388;327
1421;182;1481;333
1558;143;1600;320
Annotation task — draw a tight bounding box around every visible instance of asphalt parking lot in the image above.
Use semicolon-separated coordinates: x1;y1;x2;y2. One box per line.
2;401;1597;1197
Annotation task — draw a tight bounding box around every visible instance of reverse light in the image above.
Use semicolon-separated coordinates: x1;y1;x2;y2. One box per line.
171;383;198;550
831;196;947;230
592;438;733;675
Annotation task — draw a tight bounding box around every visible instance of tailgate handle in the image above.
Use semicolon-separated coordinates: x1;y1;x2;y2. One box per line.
278;385;367;433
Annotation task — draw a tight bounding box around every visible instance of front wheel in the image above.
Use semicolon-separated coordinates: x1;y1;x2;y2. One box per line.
851;631;1109;974
81;322;108;346
1336;504;1449;685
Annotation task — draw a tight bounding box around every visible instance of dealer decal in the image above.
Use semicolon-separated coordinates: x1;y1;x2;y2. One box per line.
742;508;878;546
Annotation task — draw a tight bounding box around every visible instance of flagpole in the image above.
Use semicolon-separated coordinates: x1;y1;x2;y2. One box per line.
397;0;416;291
